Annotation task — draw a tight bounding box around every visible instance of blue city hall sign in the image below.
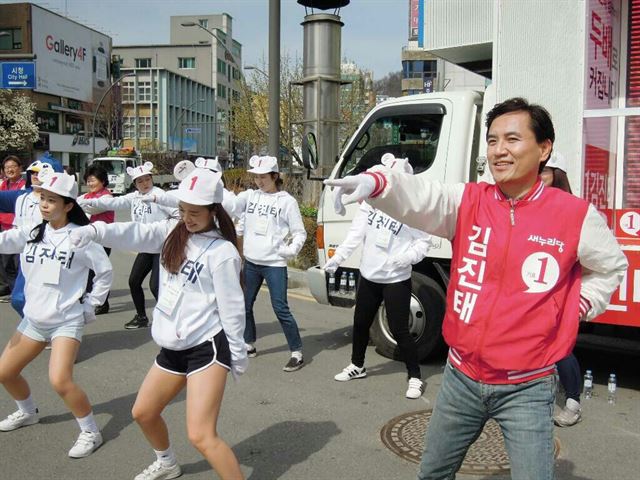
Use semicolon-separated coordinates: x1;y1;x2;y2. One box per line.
1;62;36;89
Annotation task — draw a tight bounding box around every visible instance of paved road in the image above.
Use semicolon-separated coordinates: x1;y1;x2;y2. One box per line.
0;248;638;479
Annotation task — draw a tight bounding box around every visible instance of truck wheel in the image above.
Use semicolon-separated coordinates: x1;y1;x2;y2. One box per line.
370;273;446;362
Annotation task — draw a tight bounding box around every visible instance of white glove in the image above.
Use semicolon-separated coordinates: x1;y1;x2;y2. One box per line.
69;224;98;249
323;174;376;216
82;302;97;325
231;355;249;381
277;245;297;259
387;251;414;269
139;193;157;203
323;257;341;274
77;198;99;215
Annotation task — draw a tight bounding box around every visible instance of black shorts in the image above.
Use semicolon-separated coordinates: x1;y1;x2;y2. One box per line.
155;330;231;377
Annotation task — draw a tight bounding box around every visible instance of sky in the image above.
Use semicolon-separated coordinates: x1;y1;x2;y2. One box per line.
3;0;410;80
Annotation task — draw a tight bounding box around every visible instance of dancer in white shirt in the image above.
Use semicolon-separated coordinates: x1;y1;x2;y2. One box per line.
234;156;307;371
324;155;433;398
78;162;178;329
70;165;247;480
0;170;112;458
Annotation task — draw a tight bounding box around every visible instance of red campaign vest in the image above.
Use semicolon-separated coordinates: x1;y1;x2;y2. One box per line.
444;181;589;384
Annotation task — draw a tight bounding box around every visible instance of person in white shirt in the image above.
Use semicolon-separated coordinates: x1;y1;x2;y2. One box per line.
78;162;179;330
234;155;307;371
0;170;112;459
323;155;433;398
70;165;247;480
141;157;239;219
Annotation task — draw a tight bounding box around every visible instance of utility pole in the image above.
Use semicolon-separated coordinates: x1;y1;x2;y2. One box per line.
268;0;281;158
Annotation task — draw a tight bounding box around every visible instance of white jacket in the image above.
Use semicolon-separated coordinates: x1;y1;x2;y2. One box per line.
333;202;432;283
13;191;42;228
235;189;306;267
0;223;112;327
85;187;178;223
92;219;247;368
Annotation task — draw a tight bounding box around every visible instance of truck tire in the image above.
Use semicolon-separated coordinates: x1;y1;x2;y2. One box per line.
370;272;446;362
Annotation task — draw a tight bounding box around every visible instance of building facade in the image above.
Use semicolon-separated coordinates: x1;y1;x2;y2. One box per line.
0;2;112;172
114;13;242;156
120;67;217;157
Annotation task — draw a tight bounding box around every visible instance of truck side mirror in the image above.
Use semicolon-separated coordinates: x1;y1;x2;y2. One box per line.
302;132;318;170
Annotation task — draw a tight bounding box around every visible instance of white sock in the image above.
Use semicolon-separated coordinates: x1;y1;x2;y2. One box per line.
16;396;37;415
154;446;177;466
76;412;99;433
291;351;303;360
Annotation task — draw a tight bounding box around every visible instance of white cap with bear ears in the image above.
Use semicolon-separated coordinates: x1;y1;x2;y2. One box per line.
127;161;154;181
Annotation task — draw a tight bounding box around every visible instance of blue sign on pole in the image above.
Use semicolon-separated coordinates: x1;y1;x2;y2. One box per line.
1;62;36;89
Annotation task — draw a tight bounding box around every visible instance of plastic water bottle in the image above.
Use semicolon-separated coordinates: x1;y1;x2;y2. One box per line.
607;373;617;405
339;272;348;295
583;370;593;399
328;272;335;292
348;272;356;292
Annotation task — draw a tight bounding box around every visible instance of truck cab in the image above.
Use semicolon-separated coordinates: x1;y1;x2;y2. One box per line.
90;148;142;195
307;90;488;360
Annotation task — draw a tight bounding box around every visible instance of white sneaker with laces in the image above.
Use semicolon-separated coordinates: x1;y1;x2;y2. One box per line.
0;409;39;431
406;378;425;399
134;459;182;480
334;363;367;382
68;430;103;458
554;398;582;427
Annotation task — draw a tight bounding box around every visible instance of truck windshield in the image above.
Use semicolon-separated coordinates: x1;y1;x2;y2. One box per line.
339;112;444;178
95;160;125;175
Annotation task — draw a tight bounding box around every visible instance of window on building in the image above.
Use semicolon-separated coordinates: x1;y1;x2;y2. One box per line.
179;57;196;69
217;58;226;73
199;19;208;28
0;28;22;50
122;82;135;103
135;58;151;68
228;64;231;81
64;115;85;135
36;111;59;133
217;84;226;99
138;116;152;138
137;81;152;102
232;68;241;80
123;116;135;139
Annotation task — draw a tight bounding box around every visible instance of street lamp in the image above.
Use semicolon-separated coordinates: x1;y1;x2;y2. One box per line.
91;72;135;161
244;65;268;78
170;98;205;153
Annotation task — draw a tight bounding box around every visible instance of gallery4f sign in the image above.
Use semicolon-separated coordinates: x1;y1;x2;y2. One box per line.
0;62;36;89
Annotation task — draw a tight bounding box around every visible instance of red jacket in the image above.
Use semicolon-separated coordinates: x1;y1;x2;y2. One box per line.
444;182;587;383
79;188;115;224
0;177;26;230
368;171;627;385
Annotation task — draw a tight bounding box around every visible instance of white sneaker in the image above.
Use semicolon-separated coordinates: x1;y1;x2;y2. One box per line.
554;398;582;427
334;363;367;382
68;430;103;458
0;409;39;432
406;378;425;399
134;459;182;480
245;343;257;358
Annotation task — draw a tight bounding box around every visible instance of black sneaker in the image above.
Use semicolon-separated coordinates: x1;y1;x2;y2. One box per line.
283;356;304;372
95;301;109;315
124;314;149;329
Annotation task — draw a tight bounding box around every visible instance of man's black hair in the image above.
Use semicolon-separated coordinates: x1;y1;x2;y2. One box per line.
485;97;555;170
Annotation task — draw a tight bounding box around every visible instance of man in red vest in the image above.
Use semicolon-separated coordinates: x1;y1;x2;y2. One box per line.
326;98;627;480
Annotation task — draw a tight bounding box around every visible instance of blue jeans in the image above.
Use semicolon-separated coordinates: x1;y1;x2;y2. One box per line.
418;362;557;480
243;261;303;352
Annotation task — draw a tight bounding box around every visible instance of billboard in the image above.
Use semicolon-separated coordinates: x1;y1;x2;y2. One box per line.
31;5;111;103
409;0;420;40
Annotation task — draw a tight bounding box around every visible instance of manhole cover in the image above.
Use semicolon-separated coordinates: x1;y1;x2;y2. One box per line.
381;410;560;476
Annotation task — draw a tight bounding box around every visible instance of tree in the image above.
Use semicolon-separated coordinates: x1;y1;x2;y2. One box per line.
0;90;39;152
374;70;403;98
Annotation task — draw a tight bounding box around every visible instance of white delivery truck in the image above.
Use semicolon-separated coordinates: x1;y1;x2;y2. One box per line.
305;0;640;360
91;148;175;194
